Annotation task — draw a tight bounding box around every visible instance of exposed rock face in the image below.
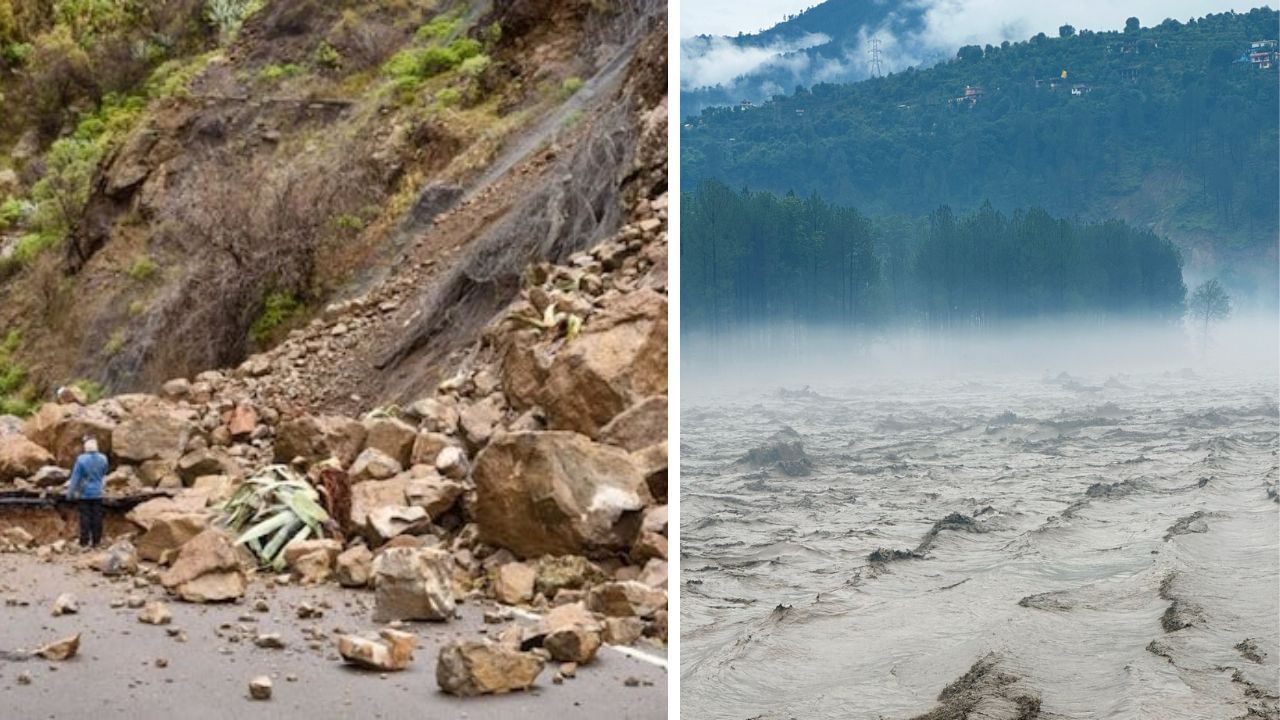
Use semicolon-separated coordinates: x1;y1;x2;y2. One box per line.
371;547;455;622
0;435;54;482
473;431;651;557
337;629;418;671
436;641;545;696
539;291;667;438
22;404;115;466
273;415;366;466
159;529;247;602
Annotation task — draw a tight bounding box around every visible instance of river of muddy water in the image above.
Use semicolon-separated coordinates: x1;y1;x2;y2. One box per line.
681;370;1278;719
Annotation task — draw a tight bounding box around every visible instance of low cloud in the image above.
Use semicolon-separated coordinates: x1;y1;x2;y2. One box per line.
681;33;829;89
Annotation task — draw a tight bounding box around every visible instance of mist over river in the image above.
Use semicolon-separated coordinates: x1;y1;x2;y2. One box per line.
680;334;1279;718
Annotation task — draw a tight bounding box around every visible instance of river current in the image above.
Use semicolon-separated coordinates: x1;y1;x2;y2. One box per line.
681;370;1279;719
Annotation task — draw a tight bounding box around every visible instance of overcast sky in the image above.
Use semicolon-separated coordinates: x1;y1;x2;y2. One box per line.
682;0;1254;42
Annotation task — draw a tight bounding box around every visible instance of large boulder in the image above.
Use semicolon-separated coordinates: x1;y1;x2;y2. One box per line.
367;505;430;544
538;290;666;438
349;476;410;532
537;602;604;664
159;528;246;602
273;415;366;466
175;449;241;485
472;431;652;557
22;403;115;466
112;406;198;463
349;447;402;483
598;396;667;452
586;580;667;618
436;641;545;696
363;417;417;468
0;435;54;482
371;547;455;622
404;473;465;517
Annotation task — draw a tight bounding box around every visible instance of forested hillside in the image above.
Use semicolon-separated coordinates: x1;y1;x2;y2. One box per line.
682;180;1187;331
680;0;930;115
683;9;1279;301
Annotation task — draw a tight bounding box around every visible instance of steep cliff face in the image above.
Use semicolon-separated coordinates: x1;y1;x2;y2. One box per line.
0;0;665;411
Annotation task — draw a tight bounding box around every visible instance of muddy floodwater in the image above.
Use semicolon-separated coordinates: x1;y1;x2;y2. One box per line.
681;370;1279;719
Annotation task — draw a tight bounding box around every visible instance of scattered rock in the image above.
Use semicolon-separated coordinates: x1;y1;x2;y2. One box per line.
99;540;139;576
337;629;418;671
159;529;247;602
335;545;373;587
371;547;455;622
138;601;172;625
436;641;545;696
51;593;78;616
587;581;667;618
248;675;272;700
35;634;80;661
473;431;651;557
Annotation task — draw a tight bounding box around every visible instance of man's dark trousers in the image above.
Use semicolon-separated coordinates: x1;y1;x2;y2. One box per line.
78;499;103;547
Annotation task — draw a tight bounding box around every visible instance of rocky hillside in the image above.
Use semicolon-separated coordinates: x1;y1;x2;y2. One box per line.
0;0;667;700
0;0;664;411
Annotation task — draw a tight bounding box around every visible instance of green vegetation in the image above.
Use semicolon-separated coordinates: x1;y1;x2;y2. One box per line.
0;330;34;416
205;0;263;43
104;329;125;355
683;9;1279;252
683;180;1187;331
415;15;459;42
257;62;303;82
560;76;584;98
69;377;103;403
313;41;341;69
126;254;157;281
250;290;303;346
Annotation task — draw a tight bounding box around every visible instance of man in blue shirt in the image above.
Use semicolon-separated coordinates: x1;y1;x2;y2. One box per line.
67;438;108;548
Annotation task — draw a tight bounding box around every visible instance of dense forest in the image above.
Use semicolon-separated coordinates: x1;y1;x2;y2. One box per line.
682;180;1187;331
682;9;1279;284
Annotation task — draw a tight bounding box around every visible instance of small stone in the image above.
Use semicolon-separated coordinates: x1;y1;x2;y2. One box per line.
35;634;80;661
248;675;273;700
155;658;168;668
254;633;286;649
138;602;172;626
51;593;78;616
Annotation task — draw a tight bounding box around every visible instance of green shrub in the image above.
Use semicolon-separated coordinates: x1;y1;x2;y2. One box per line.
104;329;125;355
332;214;364;231
206;0;264;43
560;76;584;98
146;52;216;98
127;254;156;281
0;197;30;229
435;87;460;107
2;41;31;65
459;53;489;78
313;41;341;69
70;378;103;402
0;329;33;416
258;63;303;82
250;290;303;345
415;16;459;42
127;299;147;316
483;22;502;45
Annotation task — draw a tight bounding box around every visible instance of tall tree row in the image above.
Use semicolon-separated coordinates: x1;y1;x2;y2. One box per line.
682;180;1187;332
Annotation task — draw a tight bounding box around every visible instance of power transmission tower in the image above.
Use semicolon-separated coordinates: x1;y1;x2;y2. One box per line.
869;37;884;77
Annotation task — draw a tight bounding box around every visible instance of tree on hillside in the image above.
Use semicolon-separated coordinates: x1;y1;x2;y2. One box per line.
1059;24;1075;38
1187;278;1231;339
1125;17;1140;33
